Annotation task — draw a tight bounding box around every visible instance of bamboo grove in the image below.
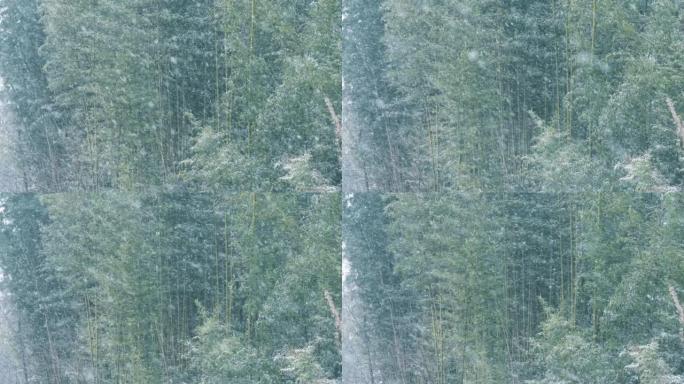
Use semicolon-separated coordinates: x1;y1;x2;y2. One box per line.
0;191;341;383
0;0;342;383
1;0;684;383
0;0;341;193
343;0;684;193
344;192;684;383
342;0;684;383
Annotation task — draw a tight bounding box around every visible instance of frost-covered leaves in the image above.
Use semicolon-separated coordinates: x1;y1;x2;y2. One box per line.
522;110;614;192
625;340;684;384
529;311;619;384
279;153;338;192
181;127;267;190
190;312;269;384
276;345;339;384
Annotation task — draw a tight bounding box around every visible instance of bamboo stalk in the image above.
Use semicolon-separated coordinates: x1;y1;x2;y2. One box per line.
250;192;256;232
250;0;255;54
591;0;597;60
224;212;230;323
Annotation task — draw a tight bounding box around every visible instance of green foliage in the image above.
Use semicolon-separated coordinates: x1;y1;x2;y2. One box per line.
0;0;341;192
625;340;684;384
181;126;265;190
346;192;684;383
0;194;78;383
343;4;684;380
190;309;270;384
529;311;619;383
345;0;684;192
0;0;66;191
0;191;341;383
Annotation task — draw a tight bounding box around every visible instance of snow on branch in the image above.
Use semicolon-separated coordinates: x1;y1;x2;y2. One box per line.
666;97;684;148
668;284;684;343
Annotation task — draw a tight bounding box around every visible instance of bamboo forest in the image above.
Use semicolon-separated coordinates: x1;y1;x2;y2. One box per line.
0;0;683;384
0;0;341;192
343;0;684;193
341;0;684;383
0;192;341;383
0;0;342;383
343;192;684;383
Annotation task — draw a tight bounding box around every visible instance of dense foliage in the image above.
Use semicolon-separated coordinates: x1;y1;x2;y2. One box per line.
0;0;341;192
0;1;342;383
344;192;684;383
0;191;341;383
3;1;683;383
342;2;684;382
343;0;684;193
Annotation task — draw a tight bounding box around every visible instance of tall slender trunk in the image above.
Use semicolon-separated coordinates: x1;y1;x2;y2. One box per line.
17;319;29;384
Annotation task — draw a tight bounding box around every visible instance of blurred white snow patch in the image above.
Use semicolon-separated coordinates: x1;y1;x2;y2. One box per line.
342;255;350;283
576;51;591;65
467;50;479;62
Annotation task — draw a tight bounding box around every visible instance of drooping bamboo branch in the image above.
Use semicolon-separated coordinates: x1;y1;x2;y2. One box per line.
668;285;684;343
324;96;342;150
666;97;684;148
324;289;341;344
